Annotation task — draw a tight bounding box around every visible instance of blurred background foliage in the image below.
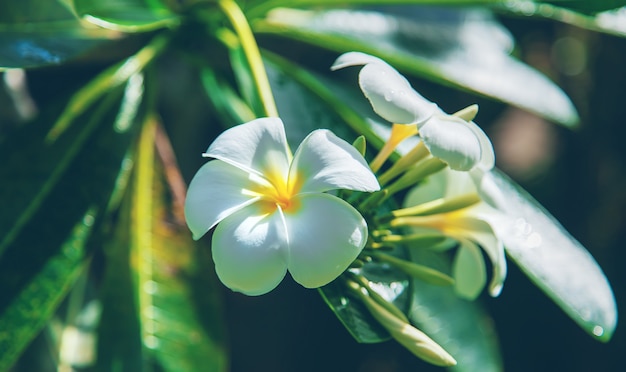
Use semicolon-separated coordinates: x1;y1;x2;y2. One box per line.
0;0;624;371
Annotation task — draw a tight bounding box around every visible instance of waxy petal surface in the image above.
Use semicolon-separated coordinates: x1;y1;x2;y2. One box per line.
358;62;437;125
212;203;289;296
419;115;482;171
332;52;437;124
284;193;367;288
184;161;259;240
290;129;380;194
453;238;487;300
204;117;291;180
453;217;507;297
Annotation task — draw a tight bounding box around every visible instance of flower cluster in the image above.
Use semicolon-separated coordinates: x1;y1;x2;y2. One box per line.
183;52;600;367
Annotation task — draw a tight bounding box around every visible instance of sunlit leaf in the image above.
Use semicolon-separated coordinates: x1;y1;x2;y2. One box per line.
72;0;180;32
255;7;580;126
409;249;503;372
483;170;617;342
498;1;626;38
541;0;626;14
0;80;144;369
129;118;228;371
247;0;509;18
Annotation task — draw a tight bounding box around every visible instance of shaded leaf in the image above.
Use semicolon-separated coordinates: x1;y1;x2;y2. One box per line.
255;7;579;126
409;249;503;372
318;259;412;344
201;65;256;125
46;33;169;141
72;0;179;32
541;0;626;14
0;85;120;259
0;0;119;69
498;1;626;38
483;169;618;342
0;80;144;370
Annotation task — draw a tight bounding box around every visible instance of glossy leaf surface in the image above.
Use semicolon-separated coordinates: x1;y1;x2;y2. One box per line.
409;249;503;372
0;0;118;68
256;7;579;126
72;0;179;32
484;170;617;342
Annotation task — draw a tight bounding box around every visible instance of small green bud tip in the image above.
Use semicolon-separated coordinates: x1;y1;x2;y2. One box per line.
352;135;367;157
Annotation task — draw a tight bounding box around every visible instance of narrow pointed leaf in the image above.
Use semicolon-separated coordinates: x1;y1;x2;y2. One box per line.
130;119;228;371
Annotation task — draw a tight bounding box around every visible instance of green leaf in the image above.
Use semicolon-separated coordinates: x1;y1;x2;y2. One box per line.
95;176;143;371
0;78;144;370
255;7;580;127
409;249;504;372
46;33;169;141
72;0;179;32
247;0;509;18
484;169;618;342
0;0;119;68
129;119;228;371
264;51;386;150
541;0;626;14
318;259;413;344
498;1;626;38
201;66;256;124
0;86;119;259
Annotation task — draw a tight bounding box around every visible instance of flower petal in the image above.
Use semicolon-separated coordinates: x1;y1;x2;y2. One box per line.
284;193;367;288
358;62;438;125
184;161;259;240
466;120;495;171
290;129;379;193
331;51;387;70
212;204;288;296
419;115;481;171
452;238;487;300
452;217;507;297
332;52;437;124
204;117;291;179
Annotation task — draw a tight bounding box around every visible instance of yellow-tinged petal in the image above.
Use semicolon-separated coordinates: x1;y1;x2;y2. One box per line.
212;203;288;296
369;123;418;173
284;193;367;288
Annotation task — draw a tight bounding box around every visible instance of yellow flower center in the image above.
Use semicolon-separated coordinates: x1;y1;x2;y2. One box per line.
247;167;303;214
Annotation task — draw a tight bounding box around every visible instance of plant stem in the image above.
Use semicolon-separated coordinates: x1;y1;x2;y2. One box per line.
219;0;278;117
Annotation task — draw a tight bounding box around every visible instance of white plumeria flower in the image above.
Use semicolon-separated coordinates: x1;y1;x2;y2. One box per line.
332;51;494;172
184;117;380;296
403;168;506;299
